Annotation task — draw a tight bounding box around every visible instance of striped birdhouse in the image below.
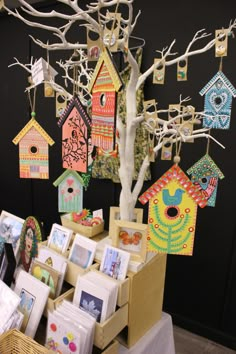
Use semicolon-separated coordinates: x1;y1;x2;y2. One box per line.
53;169;84;213
187;154;224;207
199;71;236;129
12;118;55;179
139;164;207;256
88;47;123;151
57;95;91;173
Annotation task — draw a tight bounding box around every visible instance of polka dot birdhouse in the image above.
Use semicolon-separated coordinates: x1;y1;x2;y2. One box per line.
53;169;84;213
139;164;207;255
199;71;236;129
187;154;224;207
88;47;123;151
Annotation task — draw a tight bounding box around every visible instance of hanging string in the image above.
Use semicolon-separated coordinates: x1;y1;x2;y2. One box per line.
72;50;78;96
206;130;211;155
219;56;223;72
108;0;120;49
173;136;182;165
27;87;37;118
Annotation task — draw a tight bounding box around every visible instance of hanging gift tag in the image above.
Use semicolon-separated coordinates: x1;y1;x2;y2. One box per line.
215;29;228;57
161;138;172;160
87;28;103;61
181;106;195;142
0;0;4;10
103;12;121;52
44;82;54;97
153;59;165;84
177;57;188;81
148;133;155;162
32;58;58;86
143;99;158;128
168;104;181;124
55;93;68;118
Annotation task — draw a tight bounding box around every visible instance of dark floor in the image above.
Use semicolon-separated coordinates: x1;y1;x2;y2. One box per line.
173;326;236;354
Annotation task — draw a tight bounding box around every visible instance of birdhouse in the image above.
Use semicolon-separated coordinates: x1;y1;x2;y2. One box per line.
187;154;224;207
57;95;91;173
199;71;236;129
12;117;55;179
88;47;123;151
53;169;84;213
139;164;207;256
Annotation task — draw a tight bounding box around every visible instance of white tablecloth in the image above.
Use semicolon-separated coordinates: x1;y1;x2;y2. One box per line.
118;312;175;354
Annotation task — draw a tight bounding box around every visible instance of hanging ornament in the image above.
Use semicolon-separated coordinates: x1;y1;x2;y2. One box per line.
55;92;69;118
177;57;188;81
161;138;173;161
215;29;229;57
180;105;195;142
187;153;224;207
87;28;103;61
88;47;123;151
12;89;55;179
153;59;165;84
199;71;236;129
139;164;207;255
103;12;121;52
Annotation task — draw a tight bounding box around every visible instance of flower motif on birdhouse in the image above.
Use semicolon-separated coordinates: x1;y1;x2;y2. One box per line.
187;154;224;207
57;95;92;173
199;71;236;129
139;164;207;255
12;117;55;179
53;169;84;213
88;47;123;151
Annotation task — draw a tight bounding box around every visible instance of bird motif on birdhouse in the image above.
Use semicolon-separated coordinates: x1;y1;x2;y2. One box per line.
187;154;224;207
88;47;123;151
57;95;91;173
139;164;207;255
199;71;236;129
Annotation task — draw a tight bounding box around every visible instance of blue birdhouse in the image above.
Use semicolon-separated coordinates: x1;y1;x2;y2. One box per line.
199;71;236;129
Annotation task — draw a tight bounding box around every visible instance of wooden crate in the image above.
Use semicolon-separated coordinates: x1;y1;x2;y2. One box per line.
61;213;104;237
118;253;167;348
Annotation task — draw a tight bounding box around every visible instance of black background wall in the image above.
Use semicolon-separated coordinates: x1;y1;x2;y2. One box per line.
1;0;236;349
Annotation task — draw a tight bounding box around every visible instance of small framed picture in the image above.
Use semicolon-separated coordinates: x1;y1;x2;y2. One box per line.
112;220;147;262
0;210;24;258
109;207;143;237
0;243;16;287
68;233;97;269
100;244;130;281
47;223;73;254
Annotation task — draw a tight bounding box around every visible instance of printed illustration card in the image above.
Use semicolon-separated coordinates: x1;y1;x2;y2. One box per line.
68;234;97;269
30;258;61;299
13;269;50;338
100;244;130;281
47;223;73;254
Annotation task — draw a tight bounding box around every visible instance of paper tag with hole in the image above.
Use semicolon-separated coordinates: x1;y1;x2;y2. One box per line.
215;29;228;57
148;133;155;162
161;138;172;160
153;59;165;84
103;12;121;52
55;93;68;118
177;58;188;81
143;99;158;128
87;28;103;61
181;106;195;142
168;104;181;124
0;0;5;10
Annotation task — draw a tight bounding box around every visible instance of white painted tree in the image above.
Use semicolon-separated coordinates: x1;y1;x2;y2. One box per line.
3;0;236;221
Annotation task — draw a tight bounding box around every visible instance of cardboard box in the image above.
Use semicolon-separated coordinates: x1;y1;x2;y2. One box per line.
93;340;119;354
61;213;104;237
118;253;167;348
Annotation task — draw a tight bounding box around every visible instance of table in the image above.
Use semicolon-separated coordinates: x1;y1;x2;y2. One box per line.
118;312;175;354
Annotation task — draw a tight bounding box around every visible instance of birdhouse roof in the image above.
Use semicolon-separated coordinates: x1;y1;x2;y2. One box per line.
53;169;84;187
199;71;236;97
57;95;91;129
88;47;123;93
187;154;224;179
138;164;207;208
12;117;55;146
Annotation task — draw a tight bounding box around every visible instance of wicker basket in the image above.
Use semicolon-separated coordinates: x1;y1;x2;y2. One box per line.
0;329;51;354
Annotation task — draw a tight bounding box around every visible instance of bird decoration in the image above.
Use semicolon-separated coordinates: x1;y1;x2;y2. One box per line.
162;188;185;206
